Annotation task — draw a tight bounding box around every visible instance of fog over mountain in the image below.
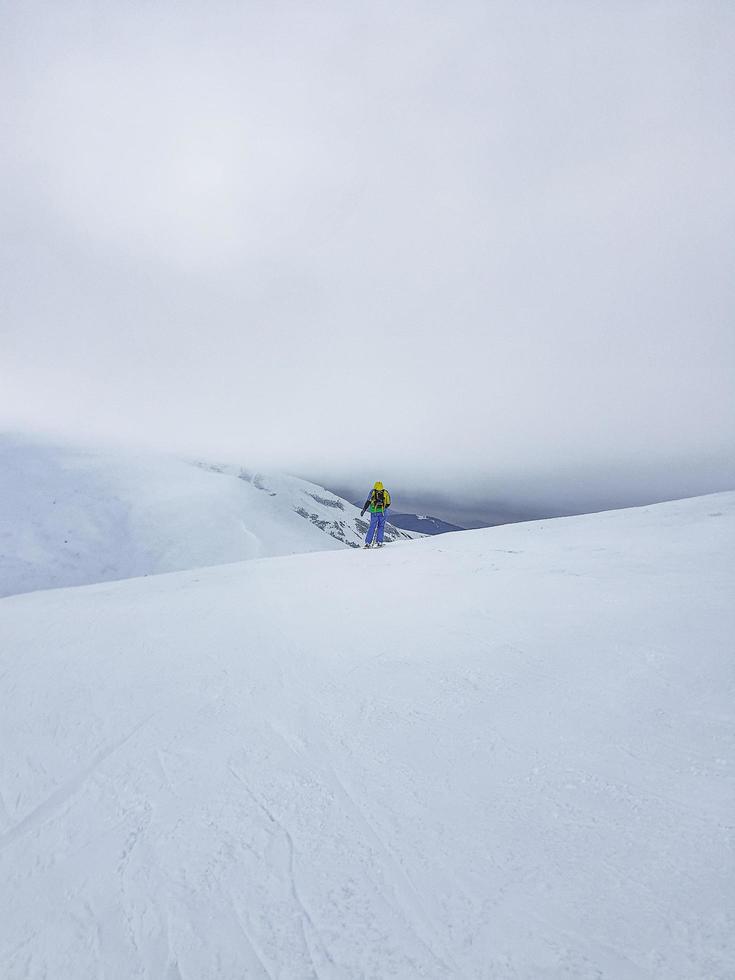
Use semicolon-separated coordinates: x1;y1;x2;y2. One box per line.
320;453;735;529
2;1;733;512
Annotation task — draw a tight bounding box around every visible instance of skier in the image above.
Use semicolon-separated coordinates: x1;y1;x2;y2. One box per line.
360;481;391;548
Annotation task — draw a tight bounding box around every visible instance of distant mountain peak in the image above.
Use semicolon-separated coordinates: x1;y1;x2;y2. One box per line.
382;511;464;535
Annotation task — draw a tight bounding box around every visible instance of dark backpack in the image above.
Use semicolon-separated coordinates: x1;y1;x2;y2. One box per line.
373;489;386;509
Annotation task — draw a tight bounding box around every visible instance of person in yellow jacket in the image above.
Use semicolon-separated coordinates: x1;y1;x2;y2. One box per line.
360;482;391;548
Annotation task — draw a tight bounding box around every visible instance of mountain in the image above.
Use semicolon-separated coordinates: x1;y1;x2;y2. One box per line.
0;435;414;598
1;492;732;978
349;499;463;534
384;511;464;534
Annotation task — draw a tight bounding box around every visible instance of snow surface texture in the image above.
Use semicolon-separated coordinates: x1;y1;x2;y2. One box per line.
0;436;412;598
1;493;734;978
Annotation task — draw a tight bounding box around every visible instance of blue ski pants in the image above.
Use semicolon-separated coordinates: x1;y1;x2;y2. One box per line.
365;510;386;545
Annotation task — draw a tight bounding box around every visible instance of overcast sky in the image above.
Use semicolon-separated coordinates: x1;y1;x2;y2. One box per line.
2;0;734;520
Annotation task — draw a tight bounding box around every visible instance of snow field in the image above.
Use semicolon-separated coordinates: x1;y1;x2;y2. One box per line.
1;492;733;977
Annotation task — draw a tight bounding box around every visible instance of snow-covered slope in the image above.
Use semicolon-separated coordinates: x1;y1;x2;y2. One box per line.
0;436;413;597
1;493;734;978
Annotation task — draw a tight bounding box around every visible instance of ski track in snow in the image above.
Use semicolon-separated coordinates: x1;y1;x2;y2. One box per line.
0;716;152;854
0;492;734;978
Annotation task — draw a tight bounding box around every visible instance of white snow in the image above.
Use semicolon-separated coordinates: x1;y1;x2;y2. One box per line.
1;492;733;978
0;436;412;598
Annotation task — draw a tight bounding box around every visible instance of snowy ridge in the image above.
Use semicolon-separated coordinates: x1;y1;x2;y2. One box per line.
1;492;734;977
0;436;414;598
189;459;414;549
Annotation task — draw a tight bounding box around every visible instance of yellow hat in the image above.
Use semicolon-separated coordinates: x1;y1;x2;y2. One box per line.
374;481;384;490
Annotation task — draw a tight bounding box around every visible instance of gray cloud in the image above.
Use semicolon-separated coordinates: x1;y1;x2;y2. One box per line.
2;1;734;514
